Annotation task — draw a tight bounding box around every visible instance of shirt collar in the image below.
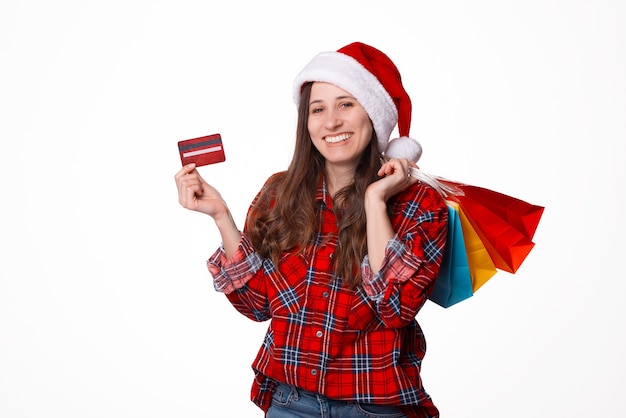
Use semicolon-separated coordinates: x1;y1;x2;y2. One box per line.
315;175;333;210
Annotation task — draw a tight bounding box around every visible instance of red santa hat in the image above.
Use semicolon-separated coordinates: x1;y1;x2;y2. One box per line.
293;42;422;162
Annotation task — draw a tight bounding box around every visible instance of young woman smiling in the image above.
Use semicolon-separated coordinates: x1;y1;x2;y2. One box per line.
175;42;448;418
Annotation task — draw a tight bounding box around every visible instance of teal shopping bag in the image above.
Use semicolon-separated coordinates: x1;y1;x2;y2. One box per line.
429;203;474;308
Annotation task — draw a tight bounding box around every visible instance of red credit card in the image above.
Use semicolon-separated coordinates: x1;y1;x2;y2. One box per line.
178;133;226;167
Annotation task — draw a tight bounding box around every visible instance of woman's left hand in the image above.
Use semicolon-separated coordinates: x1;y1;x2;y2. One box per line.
366;158;418;203
364;158;418;273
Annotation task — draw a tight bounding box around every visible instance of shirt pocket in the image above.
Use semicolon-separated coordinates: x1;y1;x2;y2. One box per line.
266;254;306;316
347;286;380;331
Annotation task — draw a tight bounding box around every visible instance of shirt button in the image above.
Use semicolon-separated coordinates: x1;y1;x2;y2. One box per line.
316;330;323;338
322;291;329;298
311;369;317;376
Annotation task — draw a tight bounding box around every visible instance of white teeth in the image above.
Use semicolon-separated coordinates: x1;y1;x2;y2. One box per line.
325;134;351;143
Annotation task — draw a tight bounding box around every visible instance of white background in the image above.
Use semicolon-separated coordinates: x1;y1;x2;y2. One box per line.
1;1;624;417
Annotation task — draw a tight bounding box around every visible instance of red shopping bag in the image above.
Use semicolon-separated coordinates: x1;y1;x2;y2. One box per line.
441;182;544;240
454;194;537;273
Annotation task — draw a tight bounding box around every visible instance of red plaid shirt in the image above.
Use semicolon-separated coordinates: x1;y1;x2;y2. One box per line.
207;174;447;418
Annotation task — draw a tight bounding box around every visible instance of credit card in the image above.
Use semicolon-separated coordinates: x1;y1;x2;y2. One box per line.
178;133;226;167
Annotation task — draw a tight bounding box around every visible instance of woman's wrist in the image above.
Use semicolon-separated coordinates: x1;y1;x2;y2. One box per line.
364;188;387;214
212;205;235;230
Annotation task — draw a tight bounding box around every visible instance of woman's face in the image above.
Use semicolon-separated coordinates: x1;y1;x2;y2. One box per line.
307;82;373;170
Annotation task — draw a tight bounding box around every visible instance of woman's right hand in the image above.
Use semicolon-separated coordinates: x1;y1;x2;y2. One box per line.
174;163;228;220
175;164;242;257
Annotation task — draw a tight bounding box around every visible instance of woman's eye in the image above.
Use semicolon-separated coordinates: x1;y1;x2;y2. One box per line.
311;107;323;114
340;102;354;109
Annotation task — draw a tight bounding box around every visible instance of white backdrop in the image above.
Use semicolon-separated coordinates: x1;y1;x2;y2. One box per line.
1;1;624;417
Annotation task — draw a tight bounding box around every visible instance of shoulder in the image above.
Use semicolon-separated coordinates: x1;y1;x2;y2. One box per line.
250;171;287;210
257;171;287;195
389;182;449;233
266;171;287;183
391;181;447;213
260;171;286;187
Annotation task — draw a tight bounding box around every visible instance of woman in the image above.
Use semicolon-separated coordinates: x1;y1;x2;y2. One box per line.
175;42;448;418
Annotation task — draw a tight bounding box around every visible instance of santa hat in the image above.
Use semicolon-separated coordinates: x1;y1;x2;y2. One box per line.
293;42;422;162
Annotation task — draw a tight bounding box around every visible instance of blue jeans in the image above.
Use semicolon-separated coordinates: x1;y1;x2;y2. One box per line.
266;383;407;418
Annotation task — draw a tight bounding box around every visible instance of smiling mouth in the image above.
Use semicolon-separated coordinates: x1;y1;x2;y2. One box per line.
324;133;352;143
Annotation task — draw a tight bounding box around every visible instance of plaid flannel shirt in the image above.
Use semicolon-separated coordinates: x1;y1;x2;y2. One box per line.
207;174;447;418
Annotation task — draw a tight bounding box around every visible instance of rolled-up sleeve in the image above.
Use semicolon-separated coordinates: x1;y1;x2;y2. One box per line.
207;233;263;294
361;236;423;300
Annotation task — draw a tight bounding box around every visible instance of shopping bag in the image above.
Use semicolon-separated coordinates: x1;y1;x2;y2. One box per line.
455;195;536;273
442;182;544;240
456;204;497;292
407;167;544;307
429;203;474;308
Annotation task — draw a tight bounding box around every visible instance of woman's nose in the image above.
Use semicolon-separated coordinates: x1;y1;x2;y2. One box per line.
324;108;342;130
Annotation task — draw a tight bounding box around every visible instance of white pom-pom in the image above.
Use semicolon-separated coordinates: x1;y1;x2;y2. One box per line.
384;136;423;162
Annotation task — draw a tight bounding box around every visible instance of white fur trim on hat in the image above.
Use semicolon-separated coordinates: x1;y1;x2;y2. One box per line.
293;51;398;153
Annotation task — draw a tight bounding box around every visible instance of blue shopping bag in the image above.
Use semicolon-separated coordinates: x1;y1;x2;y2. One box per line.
429;203;474;308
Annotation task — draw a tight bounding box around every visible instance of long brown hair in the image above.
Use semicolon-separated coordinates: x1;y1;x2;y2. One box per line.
245;82;382;288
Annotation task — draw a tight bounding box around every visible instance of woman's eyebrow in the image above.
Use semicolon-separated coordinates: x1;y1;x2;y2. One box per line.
309;95;356;105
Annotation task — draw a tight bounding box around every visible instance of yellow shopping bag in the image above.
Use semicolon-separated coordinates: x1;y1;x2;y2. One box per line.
455;203;497;292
